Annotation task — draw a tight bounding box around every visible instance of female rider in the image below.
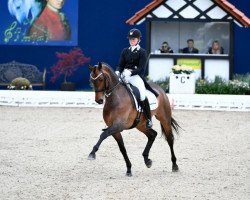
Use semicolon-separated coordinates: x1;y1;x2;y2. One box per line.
115;28;152;129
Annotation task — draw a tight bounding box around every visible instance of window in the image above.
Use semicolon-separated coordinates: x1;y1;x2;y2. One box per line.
151;21;230;54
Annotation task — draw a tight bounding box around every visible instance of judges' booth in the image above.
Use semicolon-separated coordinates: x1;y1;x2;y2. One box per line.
127;0;250;81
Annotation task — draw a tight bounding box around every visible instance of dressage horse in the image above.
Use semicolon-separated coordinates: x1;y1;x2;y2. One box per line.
8;0;43;24
88;62;180;176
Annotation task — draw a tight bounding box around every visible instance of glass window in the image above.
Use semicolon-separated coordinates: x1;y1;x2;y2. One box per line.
151;21;230;54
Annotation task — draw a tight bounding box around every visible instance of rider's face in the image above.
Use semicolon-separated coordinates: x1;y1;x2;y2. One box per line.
47;0;64;10
129;37;139;46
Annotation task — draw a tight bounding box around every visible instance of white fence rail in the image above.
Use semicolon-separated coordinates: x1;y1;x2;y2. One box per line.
167;94;250;112
0;90;249;111
0;91;99;108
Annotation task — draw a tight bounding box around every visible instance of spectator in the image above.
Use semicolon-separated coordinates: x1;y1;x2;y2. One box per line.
208;40;224;54
182;39;199;54
159;41;173;53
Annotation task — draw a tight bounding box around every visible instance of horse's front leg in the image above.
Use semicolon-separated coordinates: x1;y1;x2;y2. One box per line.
88;124;123;160
112;132;132;177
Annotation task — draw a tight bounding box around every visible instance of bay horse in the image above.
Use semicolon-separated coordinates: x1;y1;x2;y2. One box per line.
88;62;180;176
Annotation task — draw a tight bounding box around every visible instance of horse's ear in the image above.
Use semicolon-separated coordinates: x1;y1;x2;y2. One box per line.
97;62;102;70
88;64;94;71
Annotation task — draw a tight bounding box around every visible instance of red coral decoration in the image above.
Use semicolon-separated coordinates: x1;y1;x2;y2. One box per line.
50;47;91;83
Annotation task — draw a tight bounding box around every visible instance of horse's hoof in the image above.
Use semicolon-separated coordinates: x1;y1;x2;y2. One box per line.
126;172;132;177
88;153;96;160
172;164;179;172
145;159;152;168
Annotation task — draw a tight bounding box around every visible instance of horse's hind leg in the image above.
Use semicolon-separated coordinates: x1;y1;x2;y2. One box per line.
138;127;157;168
160;123;179;172
112;133;132;177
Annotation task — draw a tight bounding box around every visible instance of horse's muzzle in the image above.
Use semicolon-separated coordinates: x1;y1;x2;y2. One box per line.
96;99;103;104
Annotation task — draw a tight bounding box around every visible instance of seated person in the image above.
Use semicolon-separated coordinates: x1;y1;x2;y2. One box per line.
182;39;199;54
159;41;173;53
208;40;224;54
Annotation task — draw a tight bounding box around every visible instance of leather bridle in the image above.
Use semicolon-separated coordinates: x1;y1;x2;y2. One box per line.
90;70;120;97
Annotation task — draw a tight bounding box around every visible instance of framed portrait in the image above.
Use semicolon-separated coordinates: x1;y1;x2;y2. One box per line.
0;0;78;46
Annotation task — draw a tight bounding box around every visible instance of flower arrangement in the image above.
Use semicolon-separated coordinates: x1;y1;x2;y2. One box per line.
8;77;32;90
171;65;194;74
50;47;91;83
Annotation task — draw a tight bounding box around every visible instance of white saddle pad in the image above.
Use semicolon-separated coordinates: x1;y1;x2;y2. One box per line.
133;90;158;111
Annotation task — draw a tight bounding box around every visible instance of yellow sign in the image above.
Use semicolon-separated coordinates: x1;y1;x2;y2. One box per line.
177;58;201;70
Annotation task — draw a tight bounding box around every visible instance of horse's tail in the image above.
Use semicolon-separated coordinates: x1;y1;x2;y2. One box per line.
160;117;181;141
171;117;181;135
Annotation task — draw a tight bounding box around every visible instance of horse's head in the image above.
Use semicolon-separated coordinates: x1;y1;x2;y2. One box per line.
8;0;42;25
89;62;119;104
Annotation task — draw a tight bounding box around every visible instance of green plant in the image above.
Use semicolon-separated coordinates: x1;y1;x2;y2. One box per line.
154;75;250;95
233;73;250;85
8;77;32;90
196;76;250;95
155;77;170;93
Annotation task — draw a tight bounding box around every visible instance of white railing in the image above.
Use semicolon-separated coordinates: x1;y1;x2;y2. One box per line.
0;90;249;111
167;94;250;112
0;90;100;108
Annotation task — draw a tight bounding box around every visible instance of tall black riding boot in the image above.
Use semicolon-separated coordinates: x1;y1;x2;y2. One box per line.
140;98;153;129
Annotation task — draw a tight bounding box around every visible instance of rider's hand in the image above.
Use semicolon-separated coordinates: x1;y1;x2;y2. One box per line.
115;71;120;76
122;69;132;77
121;69;131;83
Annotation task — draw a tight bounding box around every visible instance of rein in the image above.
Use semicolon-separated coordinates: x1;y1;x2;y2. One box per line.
90;70;120;97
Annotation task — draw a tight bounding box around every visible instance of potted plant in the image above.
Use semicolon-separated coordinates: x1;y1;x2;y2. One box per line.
50;47;90;91
169;65;195;94
8;77;32;90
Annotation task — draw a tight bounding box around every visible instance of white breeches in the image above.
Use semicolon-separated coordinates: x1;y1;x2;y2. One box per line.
127;75;146;101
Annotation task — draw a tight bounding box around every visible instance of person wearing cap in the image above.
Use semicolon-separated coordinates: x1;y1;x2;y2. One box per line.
115;28;153;129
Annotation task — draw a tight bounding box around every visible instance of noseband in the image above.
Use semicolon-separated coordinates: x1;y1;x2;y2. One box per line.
90;70;120;97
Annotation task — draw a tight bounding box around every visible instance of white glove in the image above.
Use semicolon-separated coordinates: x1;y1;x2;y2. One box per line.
122;69;132;77
121;69;132;83
115;71;120;76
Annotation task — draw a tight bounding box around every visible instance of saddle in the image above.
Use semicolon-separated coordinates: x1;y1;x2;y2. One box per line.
126;83;158;111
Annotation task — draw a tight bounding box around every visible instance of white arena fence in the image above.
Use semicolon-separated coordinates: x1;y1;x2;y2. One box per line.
0;90;249;112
